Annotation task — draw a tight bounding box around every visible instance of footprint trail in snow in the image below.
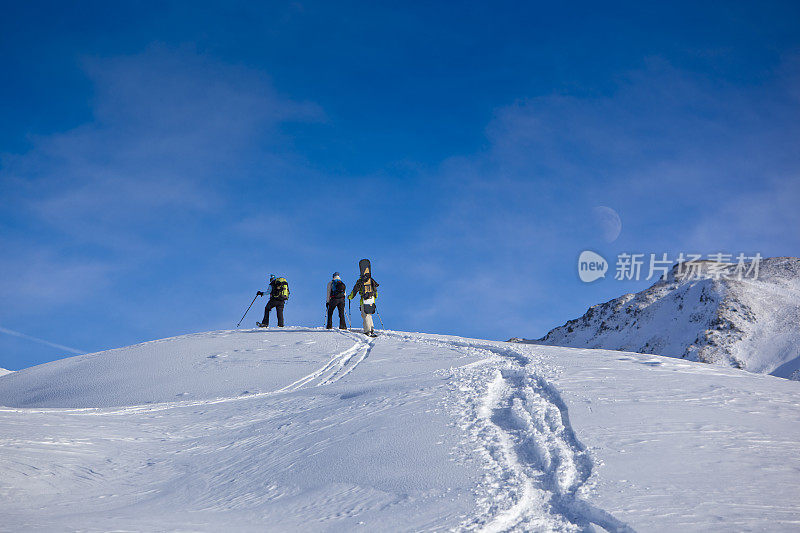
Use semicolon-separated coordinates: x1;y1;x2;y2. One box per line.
385;332;634;532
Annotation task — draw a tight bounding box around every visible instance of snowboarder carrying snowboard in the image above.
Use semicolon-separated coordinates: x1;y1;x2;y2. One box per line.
257;274;289;327
326;272;348;330
348;259;379;336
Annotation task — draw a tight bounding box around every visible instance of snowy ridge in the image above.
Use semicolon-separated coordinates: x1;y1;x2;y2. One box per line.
0;368;12;377
520;256;800;379
0;327;368;408
0;330;373;417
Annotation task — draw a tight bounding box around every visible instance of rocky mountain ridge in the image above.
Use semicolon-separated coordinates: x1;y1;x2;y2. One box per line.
513;257;800;380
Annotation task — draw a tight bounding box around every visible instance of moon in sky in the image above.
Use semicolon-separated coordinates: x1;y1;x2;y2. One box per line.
592;206;622;243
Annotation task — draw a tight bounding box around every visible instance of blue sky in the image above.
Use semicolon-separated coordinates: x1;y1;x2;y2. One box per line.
1;1;799;370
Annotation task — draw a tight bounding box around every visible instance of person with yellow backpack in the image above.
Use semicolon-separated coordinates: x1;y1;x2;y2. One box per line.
348;259;379;337
256;274;289;327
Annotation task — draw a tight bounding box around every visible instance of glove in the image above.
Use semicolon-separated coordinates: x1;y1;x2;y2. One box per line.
257;291;264;297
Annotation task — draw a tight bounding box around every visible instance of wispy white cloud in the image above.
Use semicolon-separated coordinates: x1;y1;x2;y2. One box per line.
2;45;322;245
688;178;800;252
392;56;800;338
0;239;115;313
2;45;797;348
0;45;323;323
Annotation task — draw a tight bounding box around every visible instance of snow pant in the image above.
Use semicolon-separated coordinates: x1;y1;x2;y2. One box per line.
263;298;285;327
360;305;374;334
326;298;347;329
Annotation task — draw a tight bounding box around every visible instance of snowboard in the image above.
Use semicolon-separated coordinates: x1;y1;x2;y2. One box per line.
358;258;377;314
359;258;371;277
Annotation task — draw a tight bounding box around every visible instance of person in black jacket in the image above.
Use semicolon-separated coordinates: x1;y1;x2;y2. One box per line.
325;272;347;330
257;274;289;327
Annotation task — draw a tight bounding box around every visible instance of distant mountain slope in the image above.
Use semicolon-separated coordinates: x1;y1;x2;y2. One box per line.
0;368;12;377
517;256;800;379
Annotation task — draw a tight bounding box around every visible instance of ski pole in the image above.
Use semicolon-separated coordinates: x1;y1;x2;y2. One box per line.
348;299;352;330
376;308;385;330
237;292;260;327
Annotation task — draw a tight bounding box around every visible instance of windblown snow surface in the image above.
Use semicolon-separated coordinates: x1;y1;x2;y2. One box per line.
523;257;800;380
1;328;799;531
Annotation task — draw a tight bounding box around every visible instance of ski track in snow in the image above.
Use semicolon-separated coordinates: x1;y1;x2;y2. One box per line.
278;330;373;392
384;332;633;532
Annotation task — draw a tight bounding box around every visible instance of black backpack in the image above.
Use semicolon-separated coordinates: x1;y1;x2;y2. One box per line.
330;279;345;298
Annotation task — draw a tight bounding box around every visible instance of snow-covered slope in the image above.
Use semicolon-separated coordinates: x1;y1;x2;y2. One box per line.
0;329;362;408
521;256;800;379
1;328;799;531
0;367;12;377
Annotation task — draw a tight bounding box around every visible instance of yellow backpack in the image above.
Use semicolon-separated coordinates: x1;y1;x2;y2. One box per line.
272;278;290;300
